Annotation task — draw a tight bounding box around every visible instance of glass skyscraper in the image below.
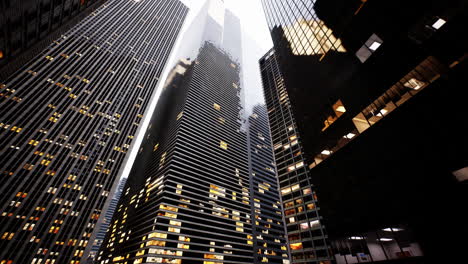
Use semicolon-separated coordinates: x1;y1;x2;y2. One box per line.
0;0;188;263
247;105;290;264
261;0;467;263
259;49;332;264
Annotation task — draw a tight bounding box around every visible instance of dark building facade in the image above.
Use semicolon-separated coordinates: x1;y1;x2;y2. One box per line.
0;0;188;263
0;0;108;80
260;50;333;264
88;177;127;262
98;42;258;264
247;105;290;263
261;0;468;263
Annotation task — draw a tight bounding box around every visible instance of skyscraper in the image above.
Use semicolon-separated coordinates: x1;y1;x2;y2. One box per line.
88;177;127;262
97;2;291;263
0;0;188;263
247;105;290;264
98;41;257;264
261;0;467;262
259;49;333;264
0;0;107;80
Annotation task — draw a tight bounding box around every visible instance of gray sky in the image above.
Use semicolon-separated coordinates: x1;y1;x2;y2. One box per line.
182;0;273;114
226;0;273;114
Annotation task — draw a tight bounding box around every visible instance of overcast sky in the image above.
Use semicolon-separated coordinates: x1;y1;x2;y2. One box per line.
226;0;273;114
181;0;273;114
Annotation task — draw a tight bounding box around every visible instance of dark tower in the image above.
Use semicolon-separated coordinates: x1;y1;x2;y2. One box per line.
0;0;108;80
0;0;188;263
98;42;256;264
261;0;467;263
247;104;290;264
259;49;333;264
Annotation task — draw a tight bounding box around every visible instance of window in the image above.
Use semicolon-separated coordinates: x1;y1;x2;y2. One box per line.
432;18;446;29
213;103;221;111
176;111;183;120
220;141;228;150
281;184;300;195
355;34;383;63
290;242;303;250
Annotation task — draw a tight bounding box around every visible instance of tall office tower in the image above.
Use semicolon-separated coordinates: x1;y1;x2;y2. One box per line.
98;41;258;264
0;0;108;80
98;2;290;262
259;50;332;264
0;0;188;263
247;105;290;264
88;177;127;262
261;0;467;263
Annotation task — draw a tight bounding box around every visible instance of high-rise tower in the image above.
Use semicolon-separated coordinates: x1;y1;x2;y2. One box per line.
98;2;291;263
98;41;256;264
247;105;290;264
0;0;188;263
259;49;333;264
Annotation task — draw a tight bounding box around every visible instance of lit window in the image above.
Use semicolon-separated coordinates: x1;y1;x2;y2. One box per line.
369;41;381;51
403;78;425;90
290;242;303;250
382;227;404;232
281;184;300;195
176;111;183;120
432;18;446;29
356;34;383;63
349;236;365;240
219;141;228;150
213;103;221;111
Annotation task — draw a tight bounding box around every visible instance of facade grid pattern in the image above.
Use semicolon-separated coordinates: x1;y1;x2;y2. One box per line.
247;105;290;264
98;42;255;264
0;0;188;263
259;49;333;264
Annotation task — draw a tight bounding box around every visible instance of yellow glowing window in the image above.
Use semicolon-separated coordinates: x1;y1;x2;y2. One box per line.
213;103;221;111
28;140;39;146
220;141;228;150
148;232;167;239
176;111;183;120
153;144;159;152
290;242;303;250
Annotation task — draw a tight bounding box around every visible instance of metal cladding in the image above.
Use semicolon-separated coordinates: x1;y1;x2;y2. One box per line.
259;49;333;264
0;0;188;263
